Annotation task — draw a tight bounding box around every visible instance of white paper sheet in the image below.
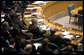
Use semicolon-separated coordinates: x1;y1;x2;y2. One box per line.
63;35;73;39
40;25;46;30
1;15;5;17
33;43;42;50
38;19;44;22
24;15;32;18
32;13;41;15
61;31;70;35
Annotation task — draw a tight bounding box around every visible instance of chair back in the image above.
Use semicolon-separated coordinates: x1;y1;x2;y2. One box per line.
48;42;60;50
78;14;83;26
68;4;75;16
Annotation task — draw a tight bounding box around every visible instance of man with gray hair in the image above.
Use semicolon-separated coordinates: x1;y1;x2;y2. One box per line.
48;26;64;48
28;18;43;38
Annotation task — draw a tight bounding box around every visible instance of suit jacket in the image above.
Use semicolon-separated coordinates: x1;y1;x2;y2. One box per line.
37;46;53;54
1;28;11;40
14;19;28;30
28;24;43;38
9;10;17;21
48;34;64;46
3;47;17;54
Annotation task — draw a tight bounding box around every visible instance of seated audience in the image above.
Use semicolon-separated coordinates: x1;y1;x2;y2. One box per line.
1;1;81;54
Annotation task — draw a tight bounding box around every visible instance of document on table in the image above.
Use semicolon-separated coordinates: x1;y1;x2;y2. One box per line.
38;19;44;22
1;14;5;17
63;35;73;39
33;43;42;50
24;15;32;18
29;21;32;24
61;31;70;35
40;25;46;30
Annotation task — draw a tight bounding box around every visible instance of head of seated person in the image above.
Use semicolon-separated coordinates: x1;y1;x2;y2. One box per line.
25;33;33;42
17;13;22;20
11;5;17;12
31;18;38;25
50;27;57;34
43;31;50;37
66;45;76;54
24;44;32;54
42;38;49;47
2;21;9;29
9;37;16;48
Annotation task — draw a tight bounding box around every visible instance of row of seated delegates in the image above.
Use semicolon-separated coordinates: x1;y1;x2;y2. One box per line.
1;1;30;13
3;5;28;30
0;21;77;54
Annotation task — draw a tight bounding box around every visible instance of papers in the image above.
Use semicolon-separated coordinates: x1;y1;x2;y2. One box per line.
29;21;32;24
76;36;80;38
33;43;42;50
63;35;73;39
24;15;32;18
26;7;41;10
61;31;70;35
1;14;5;17
40;25;51;30
33;7;41;9
32;13;41;15
1;18;4;22
26;7;34;10
32;1;44;4
40;25;46;30
32;1;48;4
38;19;44;22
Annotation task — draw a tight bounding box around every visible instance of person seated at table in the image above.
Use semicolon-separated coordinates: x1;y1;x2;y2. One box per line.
37;38;53;54
9;6;18;21
48;27;65;48
66;45;76;54
1;21;12;40
14;13;28;30
28;18;44;38
13;1;24;13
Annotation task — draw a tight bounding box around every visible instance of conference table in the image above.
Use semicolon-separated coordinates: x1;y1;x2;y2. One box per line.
23;3;83;45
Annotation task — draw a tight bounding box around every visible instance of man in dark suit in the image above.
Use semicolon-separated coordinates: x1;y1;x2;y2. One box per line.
1;21;12;40
9;6;17;21
48;27;65;48
14;13;28;30
37;38;53;54
28;18;43;38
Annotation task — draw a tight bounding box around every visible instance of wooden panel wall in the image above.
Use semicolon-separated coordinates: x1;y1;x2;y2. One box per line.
43;1;83;18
